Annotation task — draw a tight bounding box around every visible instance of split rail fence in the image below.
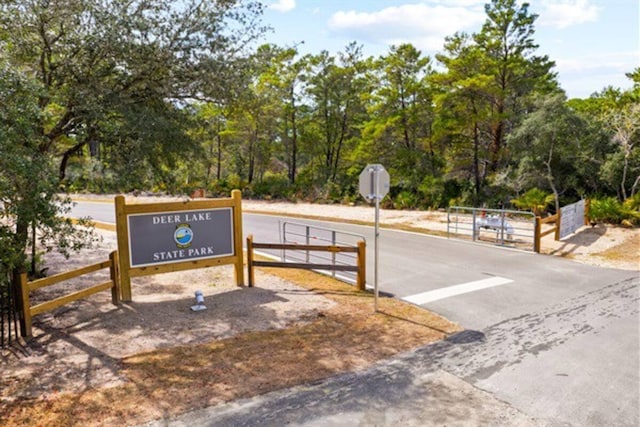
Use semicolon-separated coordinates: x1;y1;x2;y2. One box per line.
246;235;366;290
18;251;120;337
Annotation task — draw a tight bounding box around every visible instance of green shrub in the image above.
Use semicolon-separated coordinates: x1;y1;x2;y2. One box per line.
623;193;640;212
393;190;419;209
208;175;247;197
250;173;292;200
418;176;445;209
589;197;640;225
511;188;555;216
589;197;623;224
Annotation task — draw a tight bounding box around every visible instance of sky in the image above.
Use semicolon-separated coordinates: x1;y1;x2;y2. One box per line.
259;0;639;99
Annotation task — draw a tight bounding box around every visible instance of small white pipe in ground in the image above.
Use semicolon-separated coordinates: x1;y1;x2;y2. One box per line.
191;290;207;311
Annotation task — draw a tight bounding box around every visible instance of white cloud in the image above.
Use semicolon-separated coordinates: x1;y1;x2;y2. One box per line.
270;0;296;13
428;0;486;6
555;50;637;97
555;50;637;74
538;0;600;29
327;4;485;51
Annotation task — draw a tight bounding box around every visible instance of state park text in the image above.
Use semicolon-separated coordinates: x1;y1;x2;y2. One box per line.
127;208;234;268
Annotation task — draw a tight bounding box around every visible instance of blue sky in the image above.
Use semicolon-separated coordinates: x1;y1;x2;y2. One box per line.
259;0;638;99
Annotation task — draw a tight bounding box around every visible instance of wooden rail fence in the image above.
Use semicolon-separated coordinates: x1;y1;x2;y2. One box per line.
246;235;366;291
534;199;591;253
19;251;120;337
534;213;560;253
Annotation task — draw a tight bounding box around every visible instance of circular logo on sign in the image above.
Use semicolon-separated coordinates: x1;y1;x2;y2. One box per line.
174;224;194;248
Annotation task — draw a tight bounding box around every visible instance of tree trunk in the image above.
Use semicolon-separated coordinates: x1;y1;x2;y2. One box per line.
630;175;640;197
10;216;29;338
401;98;411;149
473;122;481;204
59;140;87;181
489;119;504;172
621;150;630;200
289;87;297;185
247;129;257;184
216;121;223;181
331;110;349;183
30;221;37;277
323;98;334;176
545;144;560;213
488;94;505;173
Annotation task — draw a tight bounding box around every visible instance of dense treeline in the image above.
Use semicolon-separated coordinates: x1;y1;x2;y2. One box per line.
3;0;638;211
1;0;638;343
59;2;639;213
0;0;265;341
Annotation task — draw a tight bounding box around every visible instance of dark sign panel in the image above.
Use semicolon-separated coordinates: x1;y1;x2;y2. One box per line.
127;208;234;268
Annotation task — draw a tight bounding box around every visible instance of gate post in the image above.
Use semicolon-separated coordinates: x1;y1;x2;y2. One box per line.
246;235;255;288
472;209;477;241
232;189;245;287
584;199;591;226
357;240;366;291
115;195;132;302
554;209;561;241
534;217;542;253
18;272;32;338
109;251;121;305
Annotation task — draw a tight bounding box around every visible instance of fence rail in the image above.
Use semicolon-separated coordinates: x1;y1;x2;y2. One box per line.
280;221;366;284
246;235;366;290
18;251;120;337
533;213;559;253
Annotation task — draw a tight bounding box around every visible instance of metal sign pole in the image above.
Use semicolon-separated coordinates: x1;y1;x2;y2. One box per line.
374;182;380;312
358;163;389;313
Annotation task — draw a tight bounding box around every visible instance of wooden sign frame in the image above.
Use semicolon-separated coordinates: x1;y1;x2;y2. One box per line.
115;190;244;301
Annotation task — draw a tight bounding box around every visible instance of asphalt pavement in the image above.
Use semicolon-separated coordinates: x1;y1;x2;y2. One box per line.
70;201;640;426
137;275;638;427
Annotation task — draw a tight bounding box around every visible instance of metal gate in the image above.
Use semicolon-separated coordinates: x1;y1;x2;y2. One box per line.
447;207;536;251
278;221;366;285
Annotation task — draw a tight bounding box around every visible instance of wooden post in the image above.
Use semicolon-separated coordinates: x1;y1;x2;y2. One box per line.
109;251;121;305
357;240;366;291
232;189;245;286
114;195;132;301
554;209;561;241
534;216;542;253
247;235;254;287
18;273;32;338
584;199;591;226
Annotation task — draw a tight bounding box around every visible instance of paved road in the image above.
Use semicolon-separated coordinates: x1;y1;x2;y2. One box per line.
143;276;639;427
243;214;634;330
71;201;640;426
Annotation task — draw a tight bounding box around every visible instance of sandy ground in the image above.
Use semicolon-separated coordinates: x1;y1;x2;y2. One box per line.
75;193;639;270
1;227;336;401
1;194;637;423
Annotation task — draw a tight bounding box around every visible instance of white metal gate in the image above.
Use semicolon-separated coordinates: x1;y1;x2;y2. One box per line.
280;221;366;285
447;207;536;251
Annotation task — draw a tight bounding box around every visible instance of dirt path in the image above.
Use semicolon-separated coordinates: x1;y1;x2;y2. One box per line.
1;225;458;426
